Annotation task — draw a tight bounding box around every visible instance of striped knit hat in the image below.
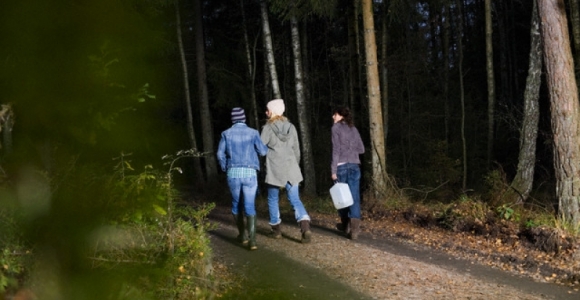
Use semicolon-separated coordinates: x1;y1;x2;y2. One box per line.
231;107;246;123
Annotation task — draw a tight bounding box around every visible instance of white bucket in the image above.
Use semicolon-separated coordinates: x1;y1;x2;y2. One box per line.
329;182;353;209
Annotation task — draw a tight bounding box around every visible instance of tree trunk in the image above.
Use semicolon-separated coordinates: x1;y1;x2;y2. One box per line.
538;0;580;226
240;0;260;129
362;0;388;194
175;0;203;180
506;0;542;204
193;0;218;181
485;0;495;169
290;16;317;196
347;0;362;127
457;0;467;190
380;0;389;159
443;3;451;148
260;0;281;99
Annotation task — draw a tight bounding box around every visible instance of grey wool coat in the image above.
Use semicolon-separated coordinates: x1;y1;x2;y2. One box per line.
261;119;303;187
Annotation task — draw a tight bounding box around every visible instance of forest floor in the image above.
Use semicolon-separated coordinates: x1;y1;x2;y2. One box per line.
206;199;580;299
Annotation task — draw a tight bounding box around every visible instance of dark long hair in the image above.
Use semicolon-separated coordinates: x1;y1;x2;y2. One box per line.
333;106;354;127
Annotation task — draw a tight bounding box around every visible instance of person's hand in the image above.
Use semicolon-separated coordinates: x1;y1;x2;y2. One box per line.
331;174;337;181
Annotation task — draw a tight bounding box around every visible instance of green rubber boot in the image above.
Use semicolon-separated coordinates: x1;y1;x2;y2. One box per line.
233;214;248;245
247;215;258;250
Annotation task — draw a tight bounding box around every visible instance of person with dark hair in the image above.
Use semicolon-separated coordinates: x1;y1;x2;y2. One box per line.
261;99;313;243
217;107;268;250
331;106;365;239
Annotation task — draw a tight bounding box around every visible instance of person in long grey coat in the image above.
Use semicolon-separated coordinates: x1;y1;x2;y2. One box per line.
261;99;312;243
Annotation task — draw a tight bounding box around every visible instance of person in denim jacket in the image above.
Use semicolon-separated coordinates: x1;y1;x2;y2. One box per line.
261;99;312;243
331;106;365;239
217;107;268;250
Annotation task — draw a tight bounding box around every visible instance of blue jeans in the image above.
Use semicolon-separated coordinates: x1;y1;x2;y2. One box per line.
336;163;361;219
227;176;258;216
267;183;310;225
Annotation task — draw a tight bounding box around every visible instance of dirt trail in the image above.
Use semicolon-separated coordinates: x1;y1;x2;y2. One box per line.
209;206;578;299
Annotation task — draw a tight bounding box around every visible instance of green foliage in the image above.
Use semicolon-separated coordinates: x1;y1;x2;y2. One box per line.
0;209;29;295
496;204;519;221
483;169;510;206
157;205;217;300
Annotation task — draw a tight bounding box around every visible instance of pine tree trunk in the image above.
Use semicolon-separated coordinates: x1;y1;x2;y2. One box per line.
193;0;218;181
380;1;388;158
457;0;467;190
538;0;580;226
260;0;281;99
175;0;203;180
240;0;259;129
362;0;388;194
485;0;495;169
506;0;541;204
291;16;316;196
443;3;451;148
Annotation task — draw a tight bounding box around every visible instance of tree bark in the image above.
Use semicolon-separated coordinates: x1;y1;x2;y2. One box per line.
362;0;388;194
240;0;260;129
260;0;281;99
290;16;317;196
457;0;467;190
193;0;218;181
506;0;542;204
380;0;389;159
485;0;495;169
443;2;451;148
175;0;203;180
538;0;580;226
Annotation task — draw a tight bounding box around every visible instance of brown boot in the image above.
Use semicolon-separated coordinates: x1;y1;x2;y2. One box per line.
300;220;312;244
269;224;282;239
336;217;350;235
349;218;360;240
233;214;248;244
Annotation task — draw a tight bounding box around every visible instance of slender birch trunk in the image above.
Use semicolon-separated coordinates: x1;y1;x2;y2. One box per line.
260;0;281;99
175;0;203;180
506;0;541;204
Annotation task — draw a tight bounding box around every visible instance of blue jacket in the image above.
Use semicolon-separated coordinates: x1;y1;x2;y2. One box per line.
217;122;268;172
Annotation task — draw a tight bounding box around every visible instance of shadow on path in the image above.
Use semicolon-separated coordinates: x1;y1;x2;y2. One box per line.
210;227;371;300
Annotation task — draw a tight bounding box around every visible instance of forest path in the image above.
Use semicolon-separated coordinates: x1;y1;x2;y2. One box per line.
208;205;578;299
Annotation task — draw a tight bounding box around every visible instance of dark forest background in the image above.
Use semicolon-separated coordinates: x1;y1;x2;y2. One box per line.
0;0;566;210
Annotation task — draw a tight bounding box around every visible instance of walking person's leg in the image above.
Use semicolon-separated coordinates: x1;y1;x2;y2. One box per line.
242;177;258;250
267;184;282;238
228;177;248;244
285;182;312;243
347;164;362;239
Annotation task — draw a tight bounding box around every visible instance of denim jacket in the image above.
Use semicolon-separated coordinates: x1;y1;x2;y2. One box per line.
217;122;268;172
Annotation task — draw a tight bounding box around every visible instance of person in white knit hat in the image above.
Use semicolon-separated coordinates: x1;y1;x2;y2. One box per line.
260;99;313;243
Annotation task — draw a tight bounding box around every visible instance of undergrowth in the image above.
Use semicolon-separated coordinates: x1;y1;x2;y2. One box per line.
0;149;219;300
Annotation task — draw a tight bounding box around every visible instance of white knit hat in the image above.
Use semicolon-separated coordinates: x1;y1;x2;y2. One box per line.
267;99;285;116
